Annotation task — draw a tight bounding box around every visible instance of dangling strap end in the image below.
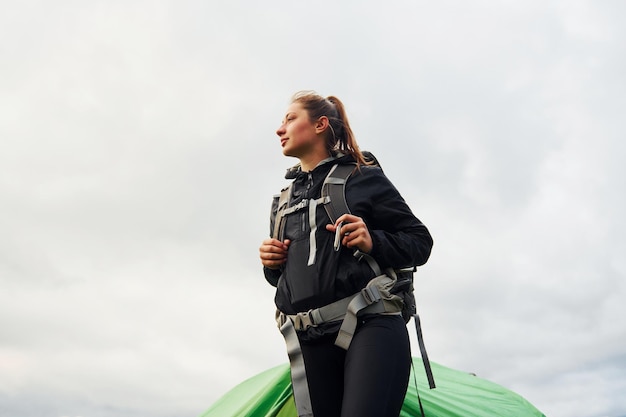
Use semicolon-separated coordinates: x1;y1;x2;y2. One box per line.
414;313;436;389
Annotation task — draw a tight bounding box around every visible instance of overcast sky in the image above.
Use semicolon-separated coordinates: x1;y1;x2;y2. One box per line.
1;1;625;416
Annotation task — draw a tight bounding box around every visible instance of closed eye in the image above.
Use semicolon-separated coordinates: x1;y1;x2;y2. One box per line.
284;112;297;123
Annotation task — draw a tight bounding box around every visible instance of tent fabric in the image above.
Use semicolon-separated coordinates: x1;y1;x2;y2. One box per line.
200;359;546;417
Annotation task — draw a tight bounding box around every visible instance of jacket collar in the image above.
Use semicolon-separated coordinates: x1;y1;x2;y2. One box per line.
284;152;353;179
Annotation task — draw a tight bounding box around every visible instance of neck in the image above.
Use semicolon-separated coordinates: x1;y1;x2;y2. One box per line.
299;151;332;172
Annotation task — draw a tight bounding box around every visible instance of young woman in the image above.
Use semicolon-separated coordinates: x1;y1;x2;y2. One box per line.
259;91;433;417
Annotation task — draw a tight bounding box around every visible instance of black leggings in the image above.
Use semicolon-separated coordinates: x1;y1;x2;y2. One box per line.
299;314;411;417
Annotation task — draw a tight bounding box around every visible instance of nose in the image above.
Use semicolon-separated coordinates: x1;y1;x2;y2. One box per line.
276;123;286;137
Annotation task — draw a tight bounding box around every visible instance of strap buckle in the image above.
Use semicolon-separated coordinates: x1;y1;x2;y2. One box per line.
292;310;317;331
361;285;382;305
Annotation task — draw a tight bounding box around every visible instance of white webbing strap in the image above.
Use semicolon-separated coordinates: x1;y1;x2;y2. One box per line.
307;198;318;266
307;196;330;266
278;315;314;417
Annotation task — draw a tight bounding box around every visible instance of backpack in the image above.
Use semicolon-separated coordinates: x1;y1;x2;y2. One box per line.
273;154;435;417
319;154;436;390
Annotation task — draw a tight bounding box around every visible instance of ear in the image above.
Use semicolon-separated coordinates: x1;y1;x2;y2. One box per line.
314;116;329;134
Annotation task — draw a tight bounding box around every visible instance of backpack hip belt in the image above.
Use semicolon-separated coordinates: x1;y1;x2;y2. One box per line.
276;270;403;417
276;269;404;350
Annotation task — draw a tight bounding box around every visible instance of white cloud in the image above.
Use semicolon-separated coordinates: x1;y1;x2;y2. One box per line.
1;1;625;417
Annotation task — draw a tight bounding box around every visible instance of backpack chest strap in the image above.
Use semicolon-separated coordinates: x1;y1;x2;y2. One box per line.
272;182;331;266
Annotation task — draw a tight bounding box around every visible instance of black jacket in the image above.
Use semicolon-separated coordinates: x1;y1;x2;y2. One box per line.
264;154;432;334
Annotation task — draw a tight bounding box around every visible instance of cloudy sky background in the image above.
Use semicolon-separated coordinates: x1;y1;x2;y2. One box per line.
1;1;625;416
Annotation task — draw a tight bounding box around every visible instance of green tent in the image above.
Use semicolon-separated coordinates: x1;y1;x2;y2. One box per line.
200;359;546;417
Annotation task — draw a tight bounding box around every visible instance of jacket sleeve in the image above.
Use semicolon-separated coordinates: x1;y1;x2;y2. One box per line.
346;166;433;270
264;266;281;287
263;195;282;287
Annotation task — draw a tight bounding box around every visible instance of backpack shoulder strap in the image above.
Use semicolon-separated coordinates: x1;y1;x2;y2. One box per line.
271;184;292;240
321;163;355;224
322;158;437;394
321;162;384;275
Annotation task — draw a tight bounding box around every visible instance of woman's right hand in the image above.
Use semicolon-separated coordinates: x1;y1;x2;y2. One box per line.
259;238;290;269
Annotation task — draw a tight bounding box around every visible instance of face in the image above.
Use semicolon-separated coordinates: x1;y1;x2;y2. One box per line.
276;102;322;159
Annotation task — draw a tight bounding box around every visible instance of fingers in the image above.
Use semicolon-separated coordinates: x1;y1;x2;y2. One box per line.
259;238;290;269
261;238;289;252
325;214;357;233
341;226;372;253
326;215;373;253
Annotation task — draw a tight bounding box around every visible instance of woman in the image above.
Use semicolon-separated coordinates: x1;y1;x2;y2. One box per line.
259;91;433;417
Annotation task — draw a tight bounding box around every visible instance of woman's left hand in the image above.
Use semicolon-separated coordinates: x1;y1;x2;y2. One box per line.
325;214;373;254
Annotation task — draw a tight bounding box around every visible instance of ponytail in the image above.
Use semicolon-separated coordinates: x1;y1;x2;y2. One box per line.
291;91;367;166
